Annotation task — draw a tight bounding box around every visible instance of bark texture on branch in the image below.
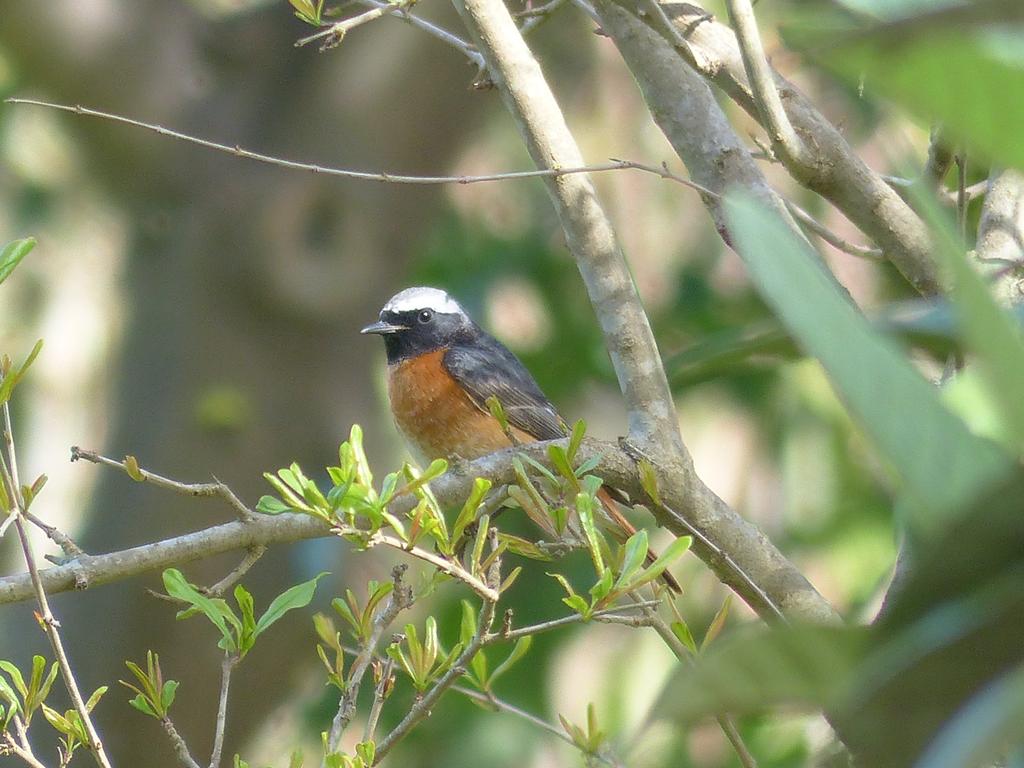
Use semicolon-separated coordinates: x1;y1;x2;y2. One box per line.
451;0;684;461
634;0;942;294
976;169;1024;307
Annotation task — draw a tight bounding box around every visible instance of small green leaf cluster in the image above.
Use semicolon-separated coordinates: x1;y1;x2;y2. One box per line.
0;656;105;765
507;420;600;540
288;0;325;26
161;568;326;658
550;528;691;620
559;703;607;761
386;616;463;693
312;580;396;691
41;687;107;764
0;656;59;729
459;601;532;695
234;751;304;768
322;736;375;768
120;651;178;719
259;425;474;549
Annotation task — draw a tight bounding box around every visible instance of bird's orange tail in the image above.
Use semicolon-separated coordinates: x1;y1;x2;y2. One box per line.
596;488;682;594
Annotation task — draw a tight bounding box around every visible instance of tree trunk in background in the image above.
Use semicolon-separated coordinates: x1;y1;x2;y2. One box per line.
0;2;485;763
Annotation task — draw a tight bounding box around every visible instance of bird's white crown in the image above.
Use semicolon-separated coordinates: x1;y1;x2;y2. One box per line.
383;286;466;316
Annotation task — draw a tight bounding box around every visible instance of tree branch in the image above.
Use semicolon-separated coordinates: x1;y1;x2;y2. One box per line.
0;439;837;623
3;99;707;195
326;565;413;754
451;0;685;460
2;405;113;768
625;0;942;294
975;168;1024;307
724;0;808;168
207;653;237;768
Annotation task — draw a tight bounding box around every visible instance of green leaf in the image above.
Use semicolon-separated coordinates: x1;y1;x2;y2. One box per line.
657;625;868;724
256;495;292;515
575;491;606;577
162;569;237;650
254;572;328;637
637;459;661;505
811;13;1024;170
235;585;257;655
452;477;492;544
0;339;43;406
724;194;1013;535
670;620;698;655
85;686;107;711
702;594;733;651
630;536;692;590
0;238;35;286
918;194;1024;450
128;694;158;718
161;680;178;711
615;530;649;590
0;660;27;697
567;420;587;463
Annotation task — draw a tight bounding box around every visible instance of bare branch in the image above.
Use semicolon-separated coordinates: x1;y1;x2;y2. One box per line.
2;731;50;768
3;99;709;195
975;168;1024;306
362;656;395;744
452;0;685;462
295;2;414;50
785;201;883;261
208;654;238;768
724;0;808;168
71;446;254;522
622;0;943;294
160;716;202;768
2;404;113;768
357;0;486;70
202;546;266;598
326;565;413;753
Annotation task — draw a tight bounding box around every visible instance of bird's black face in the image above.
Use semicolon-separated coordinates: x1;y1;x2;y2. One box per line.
361;287;477;364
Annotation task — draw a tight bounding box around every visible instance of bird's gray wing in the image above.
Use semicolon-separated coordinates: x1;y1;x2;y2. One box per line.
443;339;565;440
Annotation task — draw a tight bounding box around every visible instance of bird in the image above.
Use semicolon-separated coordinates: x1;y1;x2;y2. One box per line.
362;286;680;593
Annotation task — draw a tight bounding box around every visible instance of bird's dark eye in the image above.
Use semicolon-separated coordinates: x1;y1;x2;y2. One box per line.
418;309;434;324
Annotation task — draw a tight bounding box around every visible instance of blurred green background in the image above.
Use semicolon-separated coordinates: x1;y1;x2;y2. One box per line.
0;0;964;765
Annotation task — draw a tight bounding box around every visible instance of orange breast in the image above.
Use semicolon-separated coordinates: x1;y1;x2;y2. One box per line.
387;349;534;462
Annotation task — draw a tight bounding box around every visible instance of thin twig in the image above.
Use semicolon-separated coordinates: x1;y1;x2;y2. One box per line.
357;0;486;70
347;528;499;601
24;510;86;559
630;593;757;768
208;654;238;768
70;447;254;522
373;597;497;762
295;2;414;49
161;717;202;768
785;201;883;260
2;100;711;196
202;546;266;597
451;686;623;767
3;405;113;768
491;600;662;642
724;0;807;167
518;0;567;34
2;732;49;768
362;657;395;743
956;152;968;243
326;565;413;755
373;531;503;763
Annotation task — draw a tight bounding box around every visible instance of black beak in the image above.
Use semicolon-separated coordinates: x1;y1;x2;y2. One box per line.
360;320;407;335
